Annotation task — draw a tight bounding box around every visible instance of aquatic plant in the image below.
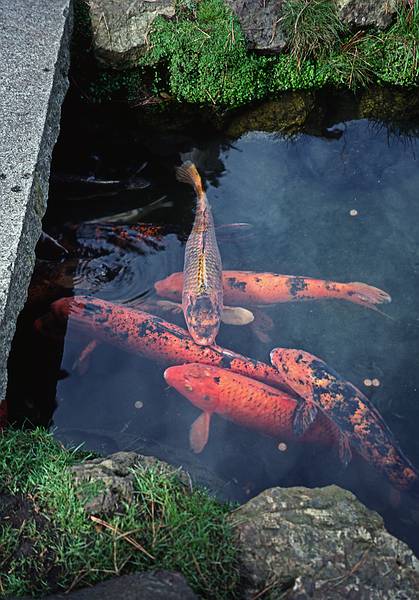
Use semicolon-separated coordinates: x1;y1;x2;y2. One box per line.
0;428;239;598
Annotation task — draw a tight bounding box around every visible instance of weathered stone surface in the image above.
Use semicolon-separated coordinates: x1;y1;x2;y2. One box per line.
229;485;419;599
61;428;244;502
337;0;397;30
27;571;198;599
226;92;316;138
88;0;175;68
225;0;287;52
71;450;239;514
71;452;139;514
0;1;72;405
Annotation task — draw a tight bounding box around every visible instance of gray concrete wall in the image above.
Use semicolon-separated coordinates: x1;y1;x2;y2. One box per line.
0;0;73;403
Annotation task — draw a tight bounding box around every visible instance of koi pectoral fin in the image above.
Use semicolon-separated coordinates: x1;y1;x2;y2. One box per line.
221;306;254;325
189;412;212;453
293;400;318;437
72;340;99;375
338;432;352;468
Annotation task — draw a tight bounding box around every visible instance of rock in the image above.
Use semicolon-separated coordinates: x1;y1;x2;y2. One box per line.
336;0;397;30
26;571;197;599
70;449;242;514
0;0;72;404
71;451;141;514
62;429;244;503
87;0;175;68
226;92;316;138
229;485;419;599
225;0;287;53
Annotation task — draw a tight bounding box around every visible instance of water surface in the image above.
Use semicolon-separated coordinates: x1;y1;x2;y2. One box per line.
7;92;419;553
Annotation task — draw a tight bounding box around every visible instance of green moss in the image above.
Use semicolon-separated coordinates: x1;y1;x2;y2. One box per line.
0;428;239;598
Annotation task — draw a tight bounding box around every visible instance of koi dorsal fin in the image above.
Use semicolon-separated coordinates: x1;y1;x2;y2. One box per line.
176;161;203;196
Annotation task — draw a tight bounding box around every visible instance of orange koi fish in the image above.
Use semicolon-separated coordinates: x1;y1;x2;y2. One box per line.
164;363;340;453
155;271;391;311
270;348;418;492
34;296;288;390
177;161;223;346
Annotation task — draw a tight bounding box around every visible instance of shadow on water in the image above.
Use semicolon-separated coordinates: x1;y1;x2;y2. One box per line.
6;86;419;553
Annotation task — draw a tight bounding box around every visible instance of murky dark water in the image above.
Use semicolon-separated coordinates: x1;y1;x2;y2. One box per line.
7;91;419;554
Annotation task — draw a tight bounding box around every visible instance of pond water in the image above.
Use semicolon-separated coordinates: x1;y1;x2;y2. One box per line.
7;90;419;554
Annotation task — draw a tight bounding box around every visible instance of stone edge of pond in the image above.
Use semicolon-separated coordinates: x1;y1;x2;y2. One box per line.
0;0;73;403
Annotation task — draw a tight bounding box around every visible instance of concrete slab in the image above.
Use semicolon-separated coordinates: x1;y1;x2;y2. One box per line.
0;0;73;403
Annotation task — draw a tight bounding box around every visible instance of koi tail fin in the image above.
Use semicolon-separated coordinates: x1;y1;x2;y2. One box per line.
176;161;204;196
344;282;391;309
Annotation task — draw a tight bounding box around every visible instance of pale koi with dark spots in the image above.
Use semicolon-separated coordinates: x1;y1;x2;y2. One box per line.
176;161;223;346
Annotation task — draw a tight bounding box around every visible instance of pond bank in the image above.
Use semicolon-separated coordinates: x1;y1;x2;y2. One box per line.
73;0;419;107
1;428;418;598
0;0;72;406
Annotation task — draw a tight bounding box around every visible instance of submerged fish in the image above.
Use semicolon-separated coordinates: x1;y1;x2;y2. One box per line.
270;348;418;492
86;196;171;225
52;162;150;201
164;363;339;453
155;299;254;326
155;271;391;311
177;161;223;345
34;296;288;389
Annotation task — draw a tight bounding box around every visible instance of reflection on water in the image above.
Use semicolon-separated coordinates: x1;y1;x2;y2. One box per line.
6;92;419;554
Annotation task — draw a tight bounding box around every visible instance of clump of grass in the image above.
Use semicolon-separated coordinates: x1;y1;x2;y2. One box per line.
281;0;345;65
375;0;419;85
324;31;377;89
0;428;239;598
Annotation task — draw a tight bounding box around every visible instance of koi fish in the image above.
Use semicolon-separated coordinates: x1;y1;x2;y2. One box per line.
155;299;254;326
34;296;288;390
270;348;418;492
164;363;340;453
177;161;223;345
155;271;391;311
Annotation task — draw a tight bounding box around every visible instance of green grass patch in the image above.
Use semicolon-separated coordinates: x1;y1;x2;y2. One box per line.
0;428;239;598
281;0;345;64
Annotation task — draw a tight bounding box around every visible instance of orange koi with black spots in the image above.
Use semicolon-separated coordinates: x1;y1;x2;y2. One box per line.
34;296;288;390
155;271;391;311
164;363;340;454
270;348;418;492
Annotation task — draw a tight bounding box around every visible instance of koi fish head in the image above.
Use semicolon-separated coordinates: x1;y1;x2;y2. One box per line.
184;295;221;346
164;364;221;412
154;273;183;301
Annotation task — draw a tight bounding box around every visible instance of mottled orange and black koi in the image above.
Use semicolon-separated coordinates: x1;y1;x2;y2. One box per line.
270;348;418;492
155;271;391;311
35;296;289;390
